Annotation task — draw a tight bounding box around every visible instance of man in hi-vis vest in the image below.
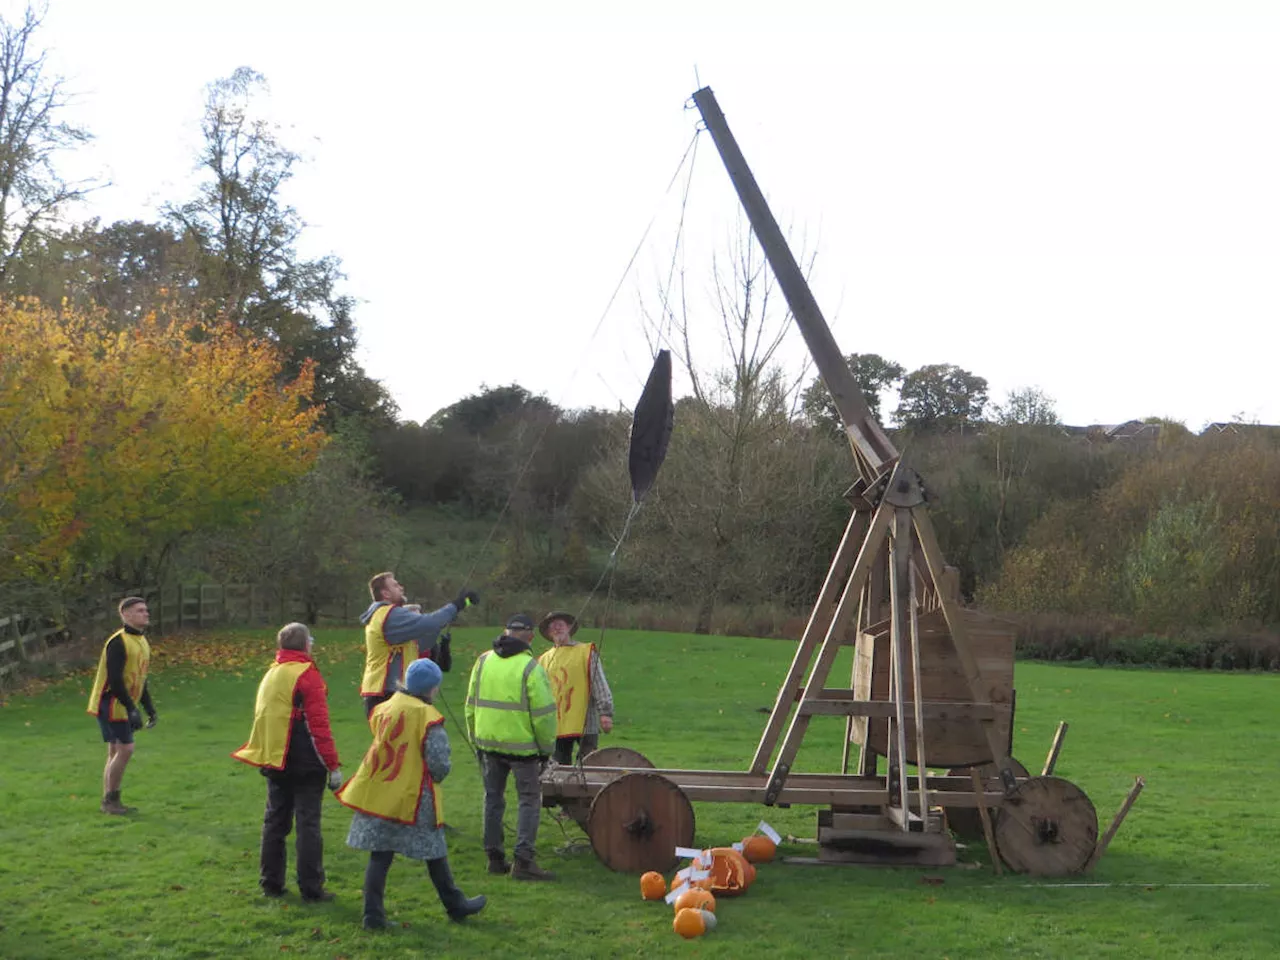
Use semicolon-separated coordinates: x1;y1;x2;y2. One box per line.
232;623;342;902
359;572;479;717
537;611;614;766
465;613;559;881
86;596;157;815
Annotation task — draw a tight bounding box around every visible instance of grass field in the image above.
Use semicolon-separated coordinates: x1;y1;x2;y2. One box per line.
1;625;1278;959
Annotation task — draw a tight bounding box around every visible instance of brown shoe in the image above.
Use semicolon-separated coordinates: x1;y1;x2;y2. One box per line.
101;791;131;815
486;851;511;875
510;856;555;881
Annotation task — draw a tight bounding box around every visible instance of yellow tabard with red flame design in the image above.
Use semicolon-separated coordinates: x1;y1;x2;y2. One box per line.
538;642;593;738
85;629;151;721
337;692;444;825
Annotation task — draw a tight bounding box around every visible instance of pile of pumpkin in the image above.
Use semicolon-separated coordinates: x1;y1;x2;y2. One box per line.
639;832;778;940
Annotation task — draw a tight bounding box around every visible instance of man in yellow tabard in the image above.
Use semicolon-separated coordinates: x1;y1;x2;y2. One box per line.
537;611;614;766
86;597;157;815
232;623;343;901
359;571;479;717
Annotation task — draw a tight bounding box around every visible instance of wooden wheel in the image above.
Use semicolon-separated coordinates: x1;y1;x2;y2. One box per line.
944;757;1029;841
559;747;655;829
994;775;1098;876
581;746;654;769
587;772;695;874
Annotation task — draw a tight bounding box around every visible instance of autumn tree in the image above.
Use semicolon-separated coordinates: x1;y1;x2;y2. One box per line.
165;67;393;425
893;363;988;431
0;5;95;286
0;299;324;601
801;353;904;433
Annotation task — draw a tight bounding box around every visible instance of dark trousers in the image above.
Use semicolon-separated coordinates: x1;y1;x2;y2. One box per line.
552;734;599;765
261;773;326;897
480;753;542;861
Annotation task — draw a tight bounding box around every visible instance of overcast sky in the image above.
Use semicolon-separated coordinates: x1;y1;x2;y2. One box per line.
24;0;1280;429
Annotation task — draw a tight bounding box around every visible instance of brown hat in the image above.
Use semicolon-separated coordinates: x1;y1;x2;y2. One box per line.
538;611;578;641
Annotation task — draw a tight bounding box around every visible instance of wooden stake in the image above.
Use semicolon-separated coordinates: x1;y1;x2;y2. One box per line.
1086;776;1146;872
970;769;1003;876
907;566;930;826
1042;721;1069;776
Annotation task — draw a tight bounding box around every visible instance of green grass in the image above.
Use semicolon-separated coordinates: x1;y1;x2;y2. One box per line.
1;626;1278;959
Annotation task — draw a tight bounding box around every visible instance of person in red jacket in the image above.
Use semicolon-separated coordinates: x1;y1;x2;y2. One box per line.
233;623;343;902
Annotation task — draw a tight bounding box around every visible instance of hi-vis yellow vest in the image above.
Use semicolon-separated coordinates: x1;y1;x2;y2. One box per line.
361;604;414;696
539;642;594;738
230;661;313;769
86;629;151;721
338;692;444;826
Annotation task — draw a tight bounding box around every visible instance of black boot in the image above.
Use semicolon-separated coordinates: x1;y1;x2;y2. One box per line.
362;851;394;929
486;849;511;875
511;855;556;881
427;857;486;922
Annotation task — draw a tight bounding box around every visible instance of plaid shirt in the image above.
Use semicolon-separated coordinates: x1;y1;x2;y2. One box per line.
575;642;614;736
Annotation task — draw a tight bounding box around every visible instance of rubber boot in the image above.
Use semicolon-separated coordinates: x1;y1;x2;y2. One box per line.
486;849;511;875
510;855;556;881
426;857;486;921
362;851;394;929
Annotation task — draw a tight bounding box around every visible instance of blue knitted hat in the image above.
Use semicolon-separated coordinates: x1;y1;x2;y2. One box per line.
405;657;443;696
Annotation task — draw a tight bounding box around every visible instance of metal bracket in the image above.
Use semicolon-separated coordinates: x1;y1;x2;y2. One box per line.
764;763;791;806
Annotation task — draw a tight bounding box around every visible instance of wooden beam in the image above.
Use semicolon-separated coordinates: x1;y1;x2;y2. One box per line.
888;509;912;828
690;86;898;477
1086;776;1146;872
907;569;931;831
751;509;865;774
799;697;999;720
911;505;1011;770
970;769;1003;876
1042;721;1069;776
764;495;897;802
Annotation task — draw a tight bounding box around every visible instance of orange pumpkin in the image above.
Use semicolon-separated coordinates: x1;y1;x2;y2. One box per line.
673;888;716;913
742;835;777;863
706;847;753;896
640;871;667;901
671;872;711;892
673;907;709;939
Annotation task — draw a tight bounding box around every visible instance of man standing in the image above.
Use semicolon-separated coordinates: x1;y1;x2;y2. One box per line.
232;623;343;902
465;613;558;881
359;572;479;717
537;611;614;765
86;596;157;815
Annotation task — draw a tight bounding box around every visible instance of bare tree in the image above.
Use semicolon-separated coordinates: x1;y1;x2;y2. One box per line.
0;4;94;285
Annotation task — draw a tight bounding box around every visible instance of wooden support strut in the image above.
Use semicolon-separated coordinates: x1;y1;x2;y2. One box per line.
763;486;899;804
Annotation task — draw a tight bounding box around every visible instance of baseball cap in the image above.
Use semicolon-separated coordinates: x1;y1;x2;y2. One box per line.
506;613;535;631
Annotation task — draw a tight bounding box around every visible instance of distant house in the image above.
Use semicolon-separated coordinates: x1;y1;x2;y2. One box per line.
1201;422;1280;438
1057;420;1162;442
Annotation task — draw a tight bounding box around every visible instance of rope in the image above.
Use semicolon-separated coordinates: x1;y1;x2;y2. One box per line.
460;130;703;590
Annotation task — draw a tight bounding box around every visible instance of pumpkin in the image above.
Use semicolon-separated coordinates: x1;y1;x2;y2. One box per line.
671;872;711;892
742;835;777;863
673;907;712;939
640;871;667;901
706;847;753;896
673;888;716;913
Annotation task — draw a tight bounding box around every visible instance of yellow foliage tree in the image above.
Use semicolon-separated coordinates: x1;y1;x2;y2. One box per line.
0;298;325;590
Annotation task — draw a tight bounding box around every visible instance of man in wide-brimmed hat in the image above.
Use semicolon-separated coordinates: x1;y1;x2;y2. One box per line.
537;611;614;766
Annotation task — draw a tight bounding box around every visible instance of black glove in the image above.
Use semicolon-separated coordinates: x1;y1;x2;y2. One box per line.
145;712;158;729
453;589;479;612
436;631;453;672
127;708;143;732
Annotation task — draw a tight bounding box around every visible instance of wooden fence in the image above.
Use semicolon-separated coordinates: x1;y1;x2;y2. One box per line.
0;583;358;682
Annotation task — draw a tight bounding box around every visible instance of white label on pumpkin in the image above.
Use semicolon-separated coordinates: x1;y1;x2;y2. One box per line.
732;842;744;852
688;868;710;881
665;883;689;904
758;820;782;844
674;846;702;860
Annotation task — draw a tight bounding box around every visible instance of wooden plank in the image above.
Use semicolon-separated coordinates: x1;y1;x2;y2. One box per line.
1086;776;1146;872
887;508;912;828
912;507;1010;767
971;768;1003;876
1042;721;1069;776
907;570;931;826
751;509;866;774
799;698;998;720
